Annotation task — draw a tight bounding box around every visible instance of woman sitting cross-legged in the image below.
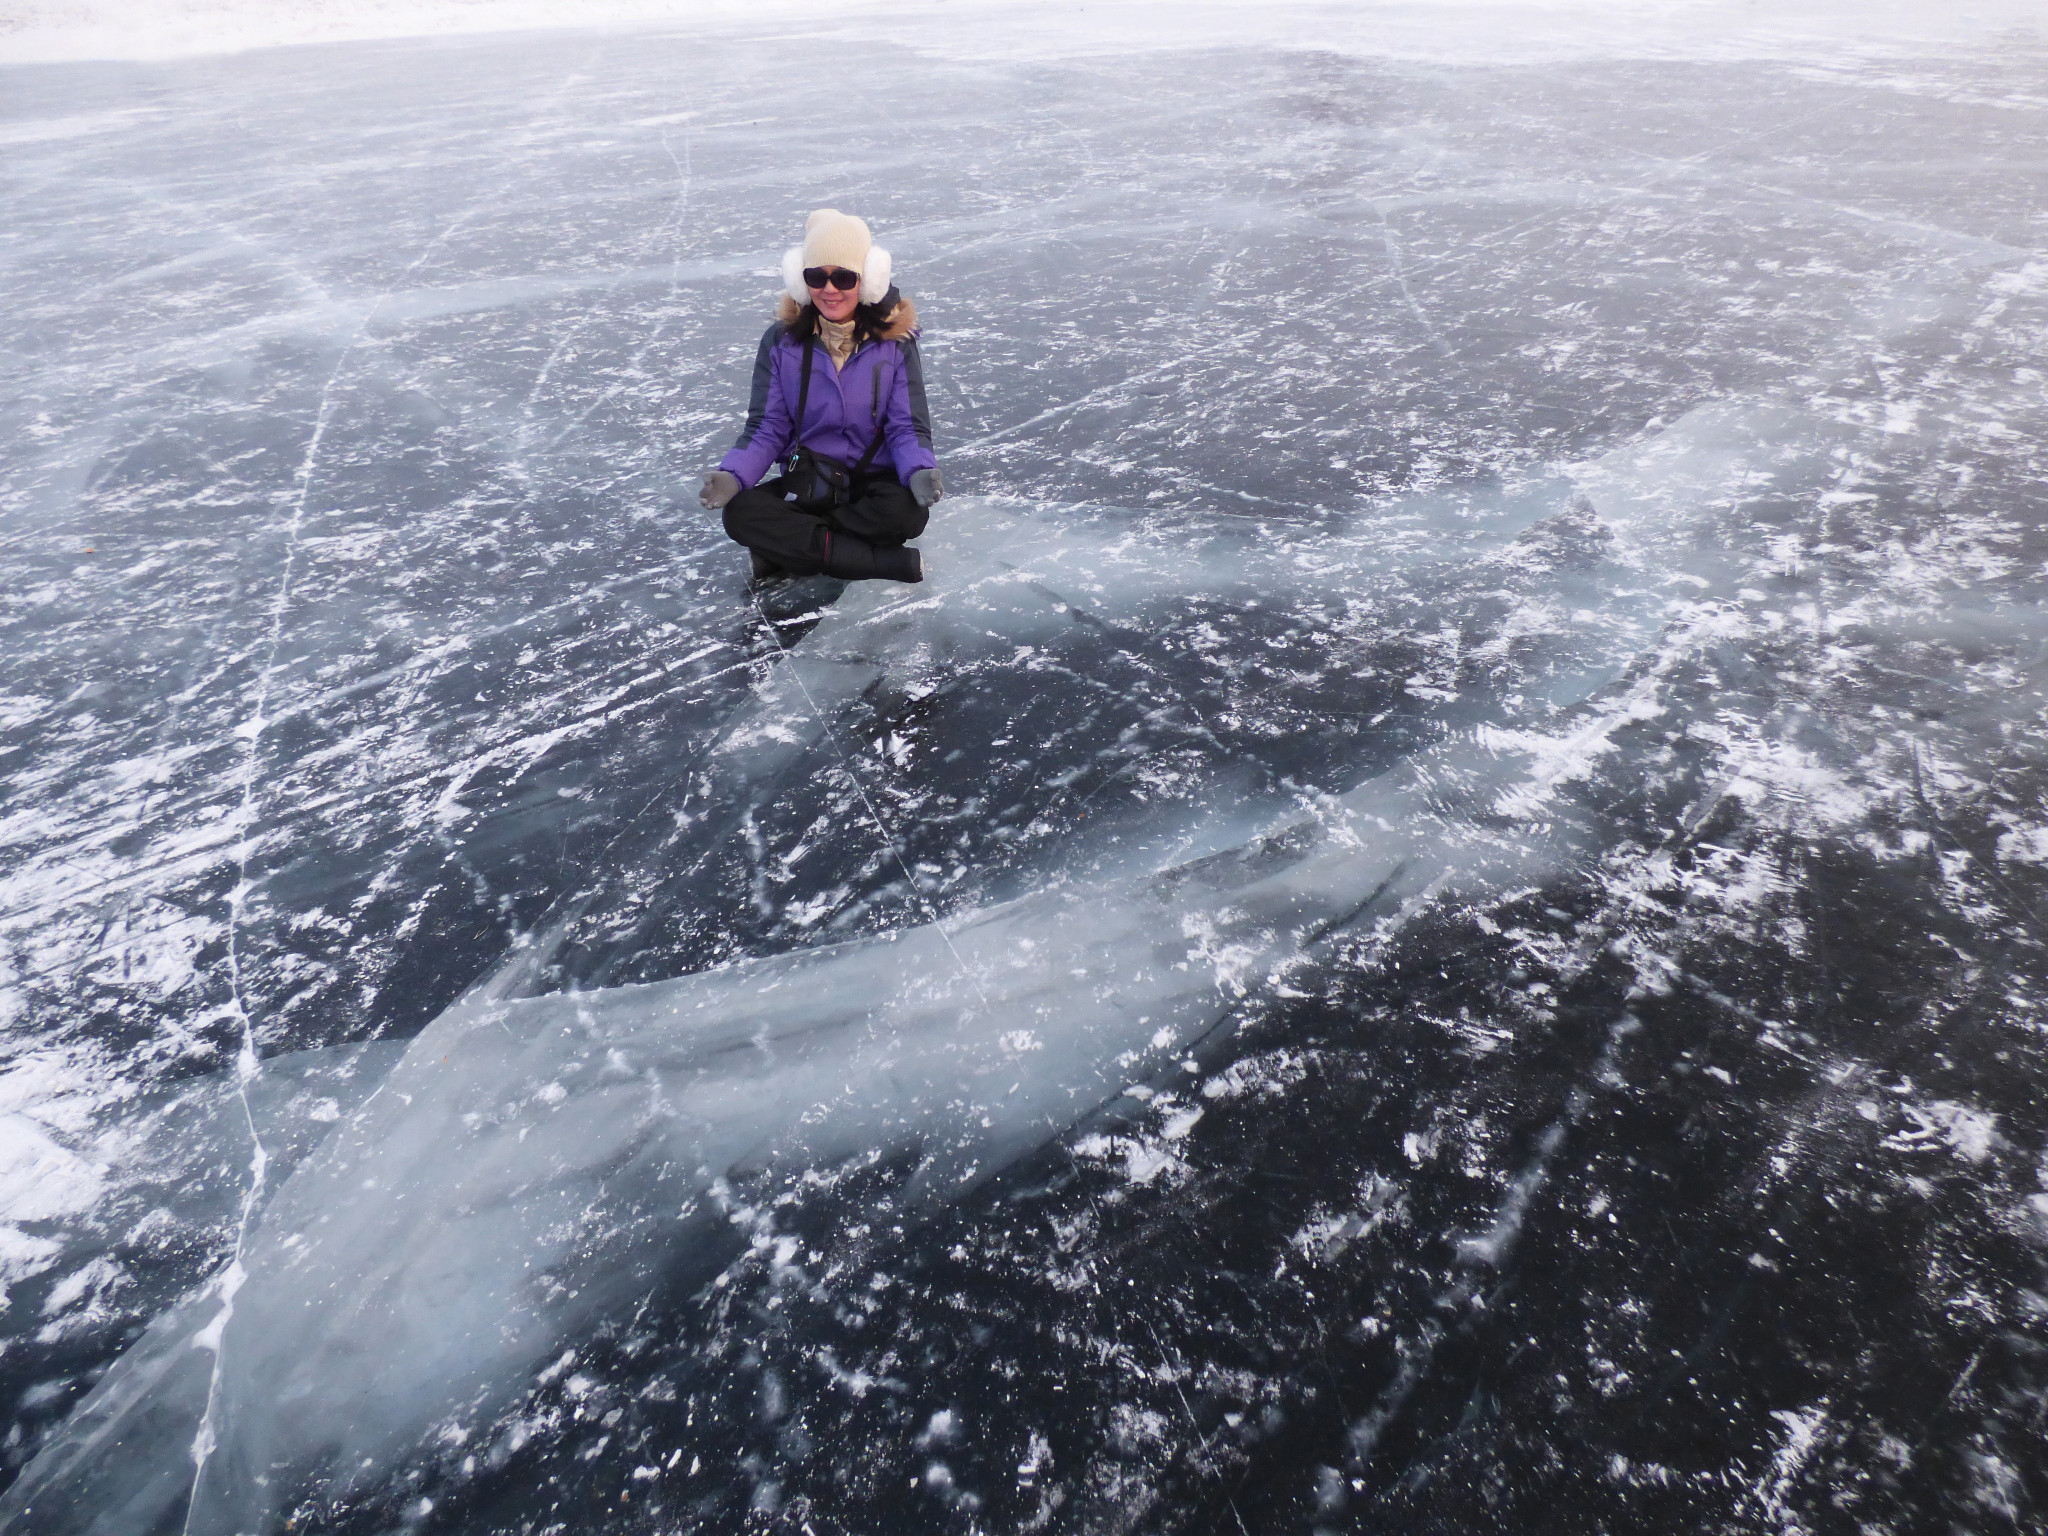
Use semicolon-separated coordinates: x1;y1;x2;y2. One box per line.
699;208;942;585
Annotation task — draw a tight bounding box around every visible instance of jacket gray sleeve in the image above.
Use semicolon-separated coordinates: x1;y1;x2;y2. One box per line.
900;335;935;452
732;323;782;449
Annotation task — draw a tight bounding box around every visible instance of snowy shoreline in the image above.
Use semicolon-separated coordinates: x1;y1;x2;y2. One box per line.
3;0;2041;69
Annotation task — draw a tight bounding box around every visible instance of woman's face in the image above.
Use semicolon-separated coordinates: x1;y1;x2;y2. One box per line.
810;265;860;322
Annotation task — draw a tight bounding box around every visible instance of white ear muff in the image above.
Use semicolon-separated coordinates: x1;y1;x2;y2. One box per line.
782;246;808;305
860;246;892;306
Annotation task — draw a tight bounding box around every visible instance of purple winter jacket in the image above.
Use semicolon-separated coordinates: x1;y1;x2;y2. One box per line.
718;298;938;490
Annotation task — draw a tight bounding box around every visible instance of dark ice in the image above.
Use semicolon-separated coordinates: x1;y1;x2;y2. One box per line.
2;15;2046;1534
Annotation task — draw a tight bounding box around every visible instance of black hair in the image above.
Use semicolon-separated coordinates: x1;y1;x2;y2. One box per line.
785;286;903;347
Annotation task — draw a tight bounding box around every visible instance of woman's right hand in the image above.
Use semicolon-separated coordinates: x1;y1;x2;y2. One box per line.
699;470;741;510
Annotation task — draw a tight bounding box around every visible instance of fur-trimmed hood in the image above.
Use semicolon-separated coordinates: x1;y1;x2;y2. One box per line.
776;290;919;344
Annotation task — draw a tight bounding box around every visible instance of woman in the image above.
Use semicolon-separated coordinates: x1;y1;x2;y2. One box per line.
699;209;942;584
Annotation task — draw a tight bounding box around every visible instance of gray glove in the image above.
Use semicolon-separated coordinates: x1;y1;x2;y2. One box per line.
908;466;944;509
699;470;740;510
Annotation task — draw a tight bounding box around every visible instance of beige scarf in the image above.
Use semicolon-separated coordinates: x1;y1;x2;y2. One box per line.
817;314;858;369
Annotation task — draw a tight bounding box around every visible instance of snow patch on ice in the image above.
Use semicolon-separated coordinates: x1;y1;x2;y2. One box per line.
1200;1050;1311;1101
1752;1402;1831;1531
1480;681;1663;820
1882;1100;1999;1164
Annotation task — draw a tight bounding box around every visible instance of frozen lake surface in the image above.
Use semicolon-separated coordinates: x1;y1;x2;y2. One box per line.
3;7;2047;1532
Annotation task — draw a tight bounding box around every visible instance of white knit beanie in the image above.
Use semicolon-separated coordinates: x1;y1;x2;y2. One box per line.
782;208;894;307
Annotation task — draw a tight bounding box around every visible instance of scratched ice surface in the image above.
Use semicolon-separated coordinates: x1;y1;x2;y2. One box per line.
4;13;2048;1535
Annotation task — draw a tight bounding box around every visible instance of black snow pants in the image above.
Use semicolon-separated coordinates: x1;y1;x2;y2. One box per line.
722;472;928;574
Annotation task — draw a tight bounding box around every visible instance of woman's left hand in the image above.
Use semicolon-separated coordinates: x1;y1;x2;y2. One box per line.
909;467;943;508
699;470;741;510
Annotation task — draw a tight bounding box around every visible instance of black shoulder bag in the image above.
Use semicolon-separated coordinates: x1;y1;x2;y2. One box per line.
783;338;890;516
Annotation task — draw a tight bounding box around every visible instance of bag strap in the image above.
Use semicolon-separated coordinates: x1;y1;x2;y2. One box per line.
791;334;888;479
790;338;814;461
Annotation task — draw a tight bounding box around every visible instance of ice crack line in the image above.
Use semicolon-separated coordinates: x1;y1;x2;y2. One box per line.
180;52;605;1522
182;299;404;1522
543;122;696;454
1374;203;1453;359
515;122;694;469
438;119;704;972
1345;1011;1641;1475
749;589;993;1011
183;297;364;1521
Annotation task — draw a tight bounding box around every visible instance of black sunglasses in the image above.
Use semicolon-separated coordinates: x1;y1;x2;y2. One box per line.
802;266;862;292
